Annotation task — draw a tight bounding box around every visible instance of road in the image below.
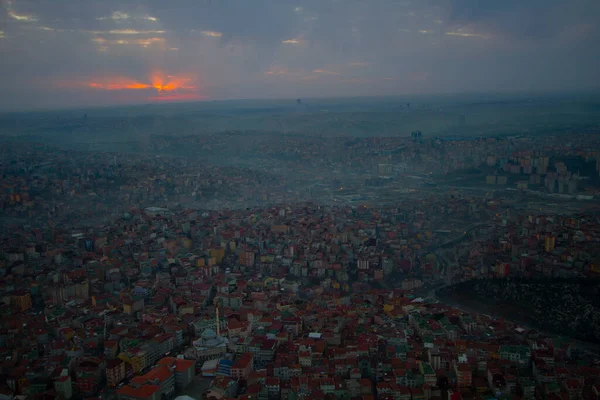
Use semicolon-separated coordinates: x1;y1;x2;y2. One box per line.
179;376;212;400
430;222;487;252
411;221;489;283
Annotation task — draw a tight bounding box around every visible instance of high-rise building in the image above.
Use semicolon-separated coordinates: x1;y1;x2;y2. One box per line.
106;359;126;388
11;289;32;312
544;236;556;253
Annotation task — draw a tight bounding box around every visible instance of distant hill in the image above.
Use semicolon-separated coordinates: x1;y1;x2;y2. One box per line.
1;94;599;148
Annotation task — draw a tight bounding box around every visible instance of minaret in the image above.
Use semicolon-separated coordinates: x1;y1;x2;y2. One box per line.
103;313;107;340
215;305;220;337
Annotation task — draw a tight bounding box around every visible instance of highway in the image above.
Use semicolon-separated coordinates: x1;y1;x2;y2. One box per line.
412;221;489;282
429;222;488;252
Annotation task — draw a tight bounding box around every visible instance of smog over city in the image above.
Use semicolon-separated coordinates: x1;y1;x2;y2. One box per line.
1;1;600;400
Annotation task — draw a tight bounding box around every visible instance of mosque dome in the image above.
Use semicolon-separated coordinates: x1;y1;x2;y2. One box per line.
201;328;217;340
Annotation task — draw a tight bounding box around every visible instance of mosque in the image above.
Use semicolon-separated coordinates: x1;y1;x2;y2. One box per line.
184;304;229;362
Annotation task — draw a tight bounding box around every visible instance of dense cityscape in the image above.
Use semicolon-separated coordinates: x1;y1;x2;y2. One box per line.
1;115;600;400
1;0;600;399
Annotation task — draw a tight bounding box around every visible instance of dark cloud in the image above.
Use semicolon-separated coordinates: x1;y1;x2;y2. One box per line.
0;0;598;110
441;0;600;41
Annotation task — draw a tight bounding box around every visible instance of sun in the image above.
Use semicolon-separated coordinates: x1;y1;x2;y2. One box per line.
81;70;202;102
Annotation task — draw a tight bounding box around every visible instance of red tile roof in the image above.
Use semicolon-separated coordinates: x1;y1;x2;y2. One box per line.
117;384;160;398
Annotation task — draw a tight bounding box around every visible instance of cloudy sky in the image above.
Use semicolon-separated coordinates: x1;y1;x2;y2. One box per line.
0;0;599;110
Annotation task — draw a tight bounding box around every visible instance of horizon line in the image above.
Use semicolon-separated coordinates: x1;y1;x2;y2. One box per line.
2;88;600;114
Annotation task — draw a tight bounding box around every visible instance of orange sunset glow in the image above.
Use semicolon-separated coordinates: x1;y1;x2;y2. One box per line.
150;71;196;93
87;79;151;90
82;71;201;101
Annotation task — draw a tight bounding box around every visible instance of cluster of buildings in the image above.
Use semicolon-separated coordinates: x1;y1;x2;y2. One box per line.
0;141;306;228
1;132;600;400
490;154;585;196
0;186;599;400
128;131;600;199
3;133;600;231
438;207;600;284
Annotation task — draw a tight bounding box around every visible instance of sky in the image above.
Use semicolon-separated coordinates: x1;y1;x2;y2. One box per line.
0;0;599;110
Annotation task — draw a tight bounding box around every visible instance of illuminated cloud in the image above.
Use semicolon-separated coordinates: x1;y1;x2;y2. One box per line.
150;71;196;93
97;12;127;21
78;29;167;36
85;78;152;90
133;37;165;46
0;30;4;38
81;29;166;35
282;38;303;44
201;30;223;37
348;62;369;67
108;29;166;35
5;0;37;22
265;66;290;76
294;7;303;13
7;3;38;23
81;72;200;102
418;29;433;34
147;72;202;102
9;11;36;21
110;11;129;21
445;31;488;39
98;12;158;22
313;69;339;75
91;36;165;48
